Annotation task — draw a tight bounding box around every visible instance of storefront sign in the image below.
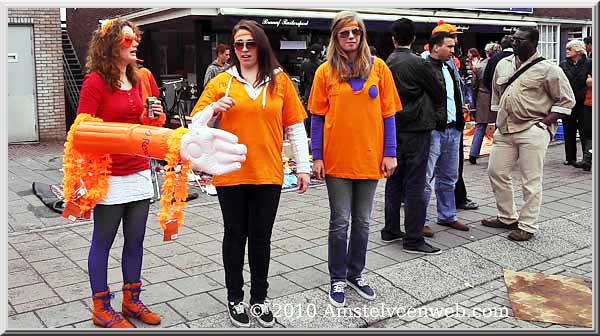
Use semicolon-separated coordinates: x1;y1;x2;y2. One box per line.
261;18;310;28
502;26;519;33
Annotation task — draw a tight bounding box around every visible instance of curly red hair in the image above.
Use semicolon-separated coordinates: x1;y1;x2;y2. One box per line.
85;19;141;91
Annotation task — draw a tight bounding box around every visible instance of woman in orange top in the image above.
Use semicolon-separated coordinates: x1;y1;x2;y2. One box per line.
308;11;401;308
190;20;310;328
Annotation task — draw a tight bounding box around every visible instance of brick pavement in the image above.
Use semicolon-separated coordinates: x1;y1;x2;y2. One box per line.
5;141;594;329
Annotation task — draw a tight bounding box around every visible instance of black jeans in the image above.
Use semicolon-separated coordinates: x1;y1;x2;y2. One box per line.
455;131;468;205
563;105;585;161
217;184;281;304
383;131;431;248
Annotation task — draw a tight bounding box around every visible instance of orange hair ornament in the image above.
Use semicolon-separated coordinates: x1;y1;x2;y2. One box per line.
100;19;113;35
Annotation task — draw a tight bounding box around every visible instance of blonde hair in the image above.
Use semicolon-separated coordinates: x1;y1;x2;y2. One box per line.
566;39;587;55
484;42;501;57
327;11;371;81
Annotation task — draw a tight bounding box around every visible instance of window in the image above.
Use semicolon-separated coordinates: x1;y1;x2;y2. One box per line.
537;24;560;64
583;25;592;38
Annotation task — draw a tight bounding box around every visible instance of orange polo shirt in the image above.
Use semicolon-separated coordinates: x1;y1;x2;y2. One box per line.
191;69;306;187
308;57;401;179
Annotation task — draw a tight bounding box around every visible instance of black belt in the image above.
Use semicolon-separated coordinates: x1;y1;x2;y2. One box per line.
446;121;456;129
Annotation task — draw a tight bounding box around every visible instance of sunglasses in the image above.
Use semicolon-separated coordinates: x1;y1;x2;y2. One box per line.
121;33;140;48
233;41;257;51
338;28;362;39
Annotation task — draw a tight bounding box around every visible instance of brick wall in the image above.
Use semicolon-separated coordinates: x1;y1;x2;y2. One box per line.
66;8;144;67
534;8;592;20
8;8;65;141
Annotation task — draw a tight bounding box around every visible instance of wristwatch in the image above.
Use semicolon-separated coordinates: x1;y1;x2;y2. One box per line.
536;121;548;131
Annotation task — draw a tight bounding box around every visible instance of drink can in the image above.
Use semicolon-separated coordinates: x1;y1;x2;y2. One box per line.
146;96;158;119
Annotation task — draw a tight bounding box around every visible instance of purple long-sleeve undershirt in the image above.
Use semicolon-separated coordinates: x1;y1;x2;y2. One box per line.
310;115;397;160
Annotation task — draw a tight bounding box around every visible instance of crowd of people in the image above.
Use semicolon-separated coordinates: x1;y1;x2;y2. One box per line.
72;9;589;329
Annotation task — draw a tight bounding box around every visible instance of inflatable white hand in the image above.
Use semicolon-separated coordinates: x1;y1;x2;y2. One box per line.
180;108;247;175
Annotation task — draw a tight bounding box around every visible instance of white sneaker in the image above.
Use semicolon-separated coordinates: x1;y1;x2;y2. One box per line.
205;184;217;196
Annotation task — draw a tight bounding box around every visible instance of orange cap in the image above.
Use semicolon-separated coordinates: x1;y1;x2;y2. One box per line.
432;20;462;35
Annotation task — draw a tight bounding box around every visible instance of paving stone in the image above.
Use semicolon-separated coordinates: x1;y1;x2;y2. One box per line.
169;293;226;321
463;236;546;271
54;282;93;302
9;282;56;306
170;274;223;296
371;244;420;263
187;311;279;328
274;251;322;269
182;262;223;276
271;288;367;328
270;228;293;242
303;244;328;261
266;260;293;277
288;226;328;240
448;226;496;241
164;252;212;269
31;257;78;274
427;247;504;286
129;302;186;328
8;258;30;274
344;274;421;325
427;230;473;248
282;267;330;289
20;247;65;263
272;219;308;232
364;251;398;271
41;267;89;288
8;269;43;289
45;232;90;251
146;242;193;258
7;312;45;329
376;258;463;303
538;217;591;248
271;236;317;253
266;275;305;299
142;264;189;284
487;320;517;328
36;301;90;328
187;240;222;256
7;246;21;260
429;316;461;328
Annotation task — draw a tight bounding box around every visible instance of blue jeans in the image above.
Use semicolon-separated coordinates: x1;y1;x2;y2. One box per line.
424;128;461;225
326;177;378;282
469;123;487;158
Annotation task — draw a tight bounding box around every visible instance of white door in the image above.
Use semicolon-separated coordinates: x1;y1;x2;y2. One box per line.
8;25;38;143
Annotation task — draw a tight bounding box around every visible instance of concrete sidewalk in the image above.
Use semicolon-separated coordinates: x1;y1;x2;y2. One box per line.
6;142;593;329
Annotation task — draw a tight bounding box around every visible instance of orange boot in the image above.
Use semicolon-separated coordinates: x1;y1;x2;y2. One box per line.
91;289;134;328
122;282;161;325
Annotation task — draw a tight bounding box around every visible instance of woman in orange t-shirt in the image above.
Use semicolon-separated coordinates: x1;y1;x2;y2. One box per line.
308;11;401;308
190;20;309;328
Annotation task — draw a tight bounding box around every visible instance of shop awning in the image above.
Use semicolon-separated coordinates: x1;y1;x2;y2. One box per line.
217;8;538;27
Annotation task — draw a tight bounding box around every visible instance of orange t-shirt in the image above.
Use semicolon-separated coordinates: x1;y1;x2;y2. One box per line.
191;70;306;187
308;57;402;179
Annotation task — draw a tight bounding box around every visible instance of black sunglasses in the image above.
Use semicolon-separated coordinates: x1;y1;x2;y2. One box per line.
338;28;362;39
233;41;257;51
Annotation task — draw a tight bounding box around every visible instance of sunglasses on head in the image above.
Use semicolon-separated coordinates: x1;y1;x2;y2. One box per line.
120;33;140;48
233;41;257;51
338;28;362;39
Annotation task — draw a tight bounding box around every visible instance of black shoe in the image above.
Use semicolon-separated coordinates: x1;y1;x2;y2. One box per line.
457;200;479;210
573;160;586;169
381;230;405;243
403;242;442;255
228;301;250;328
250;300;275;328
563;160;576;166
468;156;477;165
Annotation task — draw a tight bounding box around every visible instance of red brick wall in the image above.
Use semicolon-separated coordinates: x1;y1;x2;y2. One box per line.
66;8;145;68
8;8;65;141
533;8;592;20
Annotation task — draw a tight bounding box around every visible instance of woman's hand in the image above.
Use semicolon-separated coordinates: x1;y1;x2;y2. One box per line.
297;173;310;193
212;97;236;116
312;159;325;180
149;101;164;119
381;157;397;178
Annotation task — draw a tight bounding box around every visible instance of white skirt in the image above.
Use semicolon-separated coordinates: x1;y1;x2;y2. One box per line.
97;169;154;205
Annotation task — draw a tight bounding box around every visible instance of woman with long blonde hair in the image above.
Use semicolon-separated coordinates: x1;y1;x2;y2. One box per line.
309;11;402;307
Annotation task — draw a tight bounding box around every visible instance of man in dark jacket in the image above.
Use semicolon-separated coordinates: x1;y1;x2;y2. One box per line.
423;32;471;236
382;18;444;255
560;39;589;167
299;43;322;136
483;35;513;92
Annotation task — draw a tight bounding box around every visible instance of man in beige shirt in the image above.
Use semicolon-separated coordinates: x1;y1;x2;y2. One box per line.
482;27;576;241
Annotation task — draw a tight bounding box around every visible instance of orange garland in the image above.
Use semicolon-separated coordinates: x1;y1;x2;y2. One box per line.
157;127;191;230
62;114;112;215
63;114;191;230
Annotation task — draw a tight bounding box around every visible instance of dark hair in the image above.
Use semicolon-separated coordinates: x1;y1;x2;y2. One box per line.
517;27;540;47
500;35;512;49
230;20;281;93
308;43;321;59
429;31;453;49
391;18;416;46
468;48;480;58
216;43;229;56
584;36;592;45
